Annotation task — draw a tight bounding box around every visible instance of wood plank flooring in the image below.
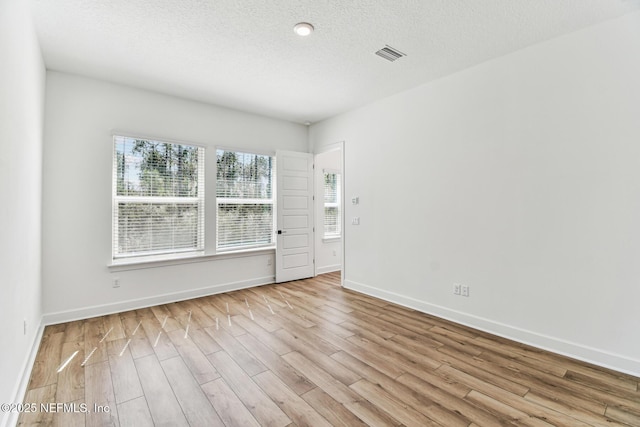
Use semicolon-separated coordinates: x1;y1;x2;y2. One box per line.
18;272;640;426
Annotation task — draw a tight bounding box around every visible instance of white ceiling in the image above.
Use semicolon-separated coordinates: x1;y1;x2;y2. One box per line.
31;0;640;124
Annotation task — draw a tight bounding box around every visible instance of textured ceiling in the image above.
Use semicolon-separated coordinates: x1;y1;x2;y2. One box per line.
30;0;640;124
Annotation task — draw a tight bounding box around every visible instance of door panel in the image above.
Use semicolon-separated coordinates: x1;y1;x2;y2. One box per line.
283;215;308;229
283;176;309;190
283;234;308;249
283;196;308;209
276;151;314;283
283;253;309;269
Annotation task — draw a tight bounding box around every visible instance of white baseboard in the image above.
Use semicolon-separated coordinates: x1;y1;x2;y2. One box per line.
316;264;341;275
42;276;275;325
2;322;45;427
344;279;640;378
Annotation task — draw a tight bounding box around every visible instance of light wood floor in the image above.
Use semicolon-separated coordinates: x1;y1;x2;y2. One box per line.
19;272;640;426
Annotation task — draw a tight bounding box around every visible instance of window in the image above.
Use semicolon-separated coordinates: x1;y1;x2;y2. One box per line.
112;136;205;259
323;170;341;239
216;149;275;250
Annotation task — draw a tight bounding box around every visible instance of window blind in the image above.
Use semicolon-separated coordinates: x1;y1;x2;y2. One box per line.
112;136;205;258
216;149;274;250
323;171;341;238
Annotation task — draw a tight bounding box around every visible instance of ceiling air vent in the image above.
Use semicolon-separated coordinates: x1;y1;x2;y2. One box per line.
375;45;406;62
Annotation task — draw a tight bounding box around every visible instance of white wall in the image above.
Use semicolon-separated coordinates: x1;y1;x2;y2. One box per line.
314;148;342;274
0;0;46;424
42;72;307;322
310;12;640;375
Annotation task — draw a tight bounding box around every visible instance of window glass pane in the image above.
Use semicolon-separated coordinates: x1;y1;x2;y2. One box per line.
116;138;200;197
324;206;340;236
217;204;273;249
324;173;338;203
216;150;272;199
117;202;200;256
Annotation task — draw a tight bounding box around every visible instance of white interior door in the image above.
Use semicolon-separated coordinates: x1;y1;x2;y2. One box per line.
276;150;314;283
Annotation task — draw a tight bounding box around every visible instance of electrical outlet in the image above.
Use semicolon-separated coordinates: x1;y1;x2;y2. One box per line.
352;197;359;205
112;278;120;288
461;284;469;297
453;283;461;295
352;217;360;225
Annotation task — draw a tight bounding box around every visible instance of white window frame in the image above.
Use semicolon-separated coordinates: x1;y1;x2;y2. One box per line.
323;169;341;240
215;148;276;251
112;135;205;260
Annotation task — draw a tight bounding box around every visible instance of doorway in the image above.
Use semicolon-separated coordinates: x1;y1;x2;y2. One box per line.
313;142;344;285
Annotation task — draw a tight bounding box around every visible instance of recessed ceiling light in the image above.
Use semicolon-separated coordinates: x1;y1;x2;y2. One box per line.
293;22;314;37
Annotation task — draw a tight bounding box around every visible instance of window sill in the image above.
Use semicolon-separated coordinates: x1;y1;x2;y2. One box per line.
108;247;275;272
322;236;342;243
